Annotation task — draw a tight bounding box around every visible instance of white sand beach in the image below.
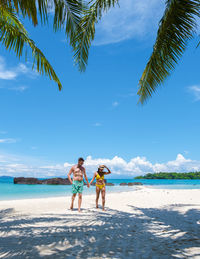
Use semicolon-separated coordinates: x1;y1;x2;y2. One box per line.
0;187;200;258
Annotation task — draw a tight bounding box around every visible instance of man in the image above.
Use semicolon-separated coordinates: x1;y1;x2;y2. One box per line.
68;157;90;212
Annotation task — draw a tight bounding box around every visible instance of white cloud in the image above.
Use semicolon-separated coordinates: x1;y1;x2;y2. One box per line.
31;146;38;150
118;90;136;98
0;131;7;134
0;138;17;144
0;152;67;177
112;101;119;107
17;63;29;74
0;56;17;80
1;153;200;177
0;56;37;81
93;122;102;127
40;164;66;171
11;86;29;92
64;154;200;177
188;85;200;101
0;85;29;92
94;0;165;45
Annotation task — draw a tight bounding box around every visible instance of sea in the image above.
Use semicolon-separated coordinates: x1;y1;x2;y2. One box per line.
1;177;200;201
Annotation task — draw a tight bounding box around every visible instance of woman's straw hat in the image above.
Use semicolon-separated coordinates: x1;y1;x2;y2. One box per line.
98;165;105;170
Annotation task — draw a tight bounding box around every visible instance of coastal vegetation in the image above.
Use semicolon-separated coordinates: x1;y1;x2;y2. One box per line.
135;172;200;180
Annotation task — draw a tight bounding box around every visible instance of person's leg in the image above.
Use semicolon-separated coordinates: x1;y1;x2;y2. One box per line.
70;193;76;210
101;187;106;211
78;193;82;212
96;187;100;208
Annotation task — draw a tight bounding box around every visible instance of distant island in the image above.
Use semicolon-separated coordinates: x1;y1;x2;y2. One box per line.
134;172;200;179
14;177;72;185
13;177;116;186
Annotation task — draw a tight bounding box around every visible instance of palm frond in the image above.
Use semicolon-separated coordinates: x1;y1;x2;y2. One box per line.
0;5;62;90
72;0;119;71
1;0;85;48
0;0;48;26
53;0;84;45
73;8;96;71
138;0;200;104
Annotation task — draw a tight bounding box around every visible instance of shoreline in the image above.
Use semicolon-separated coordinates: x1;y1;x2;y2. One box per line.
0;184;140;202
0;186;143;203
0;184;200;202
2;183;200;201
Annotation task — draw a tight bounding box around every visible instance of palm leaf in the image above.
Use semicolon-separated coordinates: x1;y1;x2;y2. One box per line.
1;0;83;41
53;0;84;45
0;0;48;26
138;0;200;104
72;0;119;71
0;5;62;90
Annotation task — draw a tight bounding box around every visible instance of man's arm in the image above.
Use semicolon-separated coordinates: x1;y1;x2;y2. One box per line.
83;168;90;187
68;167;74;184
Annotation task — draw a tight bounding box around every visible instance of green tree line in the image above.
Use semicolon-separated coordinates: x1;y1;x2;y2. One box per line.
135;172;200;180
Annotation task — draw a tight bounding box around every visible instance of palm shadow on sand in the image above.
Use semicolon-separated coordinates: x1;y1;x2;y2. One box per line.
0;204;200;258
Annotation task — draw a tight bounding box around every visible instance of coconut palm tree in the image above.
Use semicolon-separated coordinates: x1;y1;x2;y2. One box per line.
72;0;200;103
0;0;84;90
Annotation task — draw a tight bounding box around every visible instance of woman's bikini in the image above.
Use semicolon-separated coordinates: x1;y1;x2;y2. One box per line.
96;172;105;190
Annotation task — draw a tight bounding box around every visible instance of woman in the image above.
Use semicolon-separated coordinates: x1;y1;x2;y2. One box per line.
90;165;111;211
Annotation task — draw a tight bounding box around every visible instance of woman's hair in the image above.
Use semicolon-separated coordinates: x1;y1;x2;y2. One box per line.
97;168;104;174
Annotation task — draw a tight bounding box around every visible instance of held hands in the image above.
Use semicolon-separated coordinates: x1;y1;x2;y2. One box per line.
87;183;90;188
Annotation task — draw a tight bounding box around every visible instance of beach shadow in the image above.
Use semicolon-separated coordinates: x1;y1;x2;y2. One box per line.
0;205;200;258
0;208;14;218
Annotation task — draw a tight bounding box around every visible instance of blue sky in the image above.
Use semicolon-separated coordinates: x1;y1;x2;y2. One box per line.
1;0;200;178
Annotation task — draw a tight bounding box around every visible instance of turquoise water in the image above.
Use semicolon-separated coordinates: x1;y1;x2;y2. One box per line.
1;178;200;200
